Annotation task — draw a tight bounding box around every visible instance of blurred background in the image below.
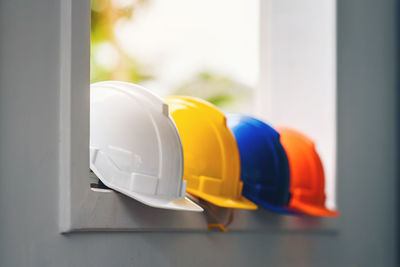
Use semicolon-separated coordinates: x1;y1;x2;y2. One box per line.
90;0;259;112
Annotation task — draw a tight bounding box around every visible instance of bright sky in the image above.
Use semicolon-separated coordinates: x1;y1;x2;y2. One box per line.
114;0;259;96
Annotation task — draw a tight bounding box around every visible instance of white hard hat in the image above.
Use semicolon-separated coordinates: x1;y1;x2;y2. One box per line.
90;81;203;212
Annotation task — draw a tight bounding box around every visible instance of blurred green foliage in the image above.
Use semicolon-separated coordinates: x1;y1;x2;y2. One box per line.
90;0;250;109
174;71;251;109
90;0;152;83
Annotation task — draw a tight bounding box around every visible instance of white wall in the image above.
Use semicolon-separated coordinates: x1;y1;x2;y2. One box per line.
257;0;337;209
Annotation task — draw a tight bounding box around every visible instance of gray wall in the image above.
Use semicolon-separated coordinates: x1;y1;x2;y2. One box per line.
0;0;398;266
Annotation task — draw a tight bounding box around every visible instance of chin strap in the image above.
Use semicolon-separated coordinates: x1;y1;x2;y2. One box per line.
186;195;235;232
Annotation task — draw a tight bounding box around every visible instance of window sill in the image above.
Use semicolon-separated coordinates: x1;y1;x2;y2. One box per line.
63;184;338;233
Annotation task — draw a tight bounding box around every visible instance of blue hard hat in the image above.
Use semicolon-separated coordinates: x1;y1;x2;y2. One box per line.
226;114;292;213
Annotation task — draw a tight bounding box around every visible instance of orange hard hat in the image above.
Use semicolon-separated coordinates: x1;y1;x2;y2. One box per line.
278;127;339;217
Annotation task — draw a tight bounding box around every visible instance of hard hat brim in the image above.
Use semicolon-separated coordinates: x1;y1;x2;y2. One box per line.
91;165;203;212
289;200;339;217
244;194;295;214
187;189;258;210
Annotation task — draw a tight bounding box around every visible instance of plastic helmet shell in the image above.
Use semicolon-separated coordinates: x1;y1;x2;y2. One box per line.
165;96;258;210
90;81;202;212
226;114;291;213
278;127;339;217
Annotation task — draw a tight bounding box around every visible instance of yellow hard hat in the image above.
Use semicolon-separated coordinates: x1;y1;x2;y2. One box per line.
165;96;258;210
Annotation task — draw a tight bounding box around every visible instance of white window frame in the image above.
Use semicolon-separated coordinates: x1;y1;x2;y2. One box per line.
59;0;338;233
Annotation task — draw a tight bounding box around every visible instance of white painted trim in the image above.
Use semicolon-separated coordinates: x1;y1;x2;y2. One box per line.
255;0;272;120
58;0;338;232
58;0;92;232
59;0;73;232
